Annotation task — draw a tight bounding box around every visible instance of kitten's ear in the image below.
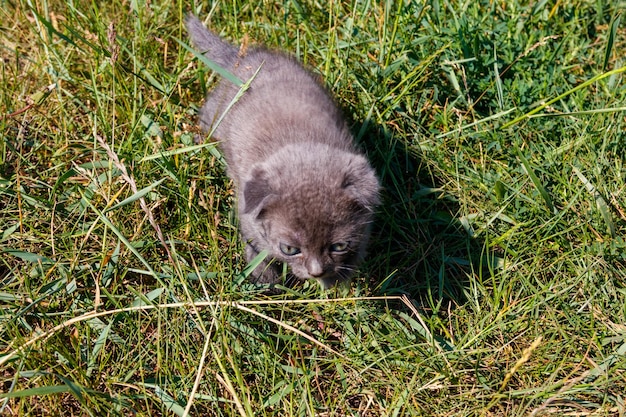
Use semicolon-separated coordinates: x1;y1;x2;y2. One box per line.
243;167;274;216
341;158;380;211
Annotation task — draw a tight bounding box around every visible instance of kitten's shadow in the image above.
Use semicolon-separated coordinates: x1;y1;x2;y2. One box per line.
356;122;496;306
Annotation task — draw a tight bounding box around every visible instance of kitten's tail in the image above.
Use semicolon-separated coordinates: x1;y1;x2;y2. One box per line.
185;14;239;68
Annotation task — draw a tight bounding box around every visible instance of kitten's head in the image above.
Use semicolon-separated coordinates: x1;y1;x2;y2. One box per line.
240;143;379;287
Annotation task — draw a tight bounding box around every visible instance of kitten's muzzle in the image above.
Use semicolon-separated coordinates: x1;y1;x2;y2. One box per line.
305;258;326;278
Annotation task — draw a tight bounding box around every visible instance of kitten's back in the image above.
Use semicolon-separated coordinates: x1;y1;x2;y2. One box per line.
186;16;356;180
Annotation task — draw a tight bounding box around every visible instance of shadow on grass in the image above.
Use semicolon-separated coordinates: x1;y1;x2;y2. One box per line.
358;122;497;308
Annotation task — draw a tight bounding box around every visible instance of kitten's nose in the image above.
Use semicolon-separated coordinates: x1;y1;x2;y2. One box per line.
306;259;325;278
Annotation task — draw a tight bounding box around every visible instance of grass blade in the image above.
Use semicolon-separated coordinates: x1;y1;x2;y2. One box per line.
0;385;73;399
105;178;165;213
240;250;268;279
141;384;186;416
603;13;621;71
515;146;554;213
572;166;616;238
175;37;243;87
140;142;221;162
3;250;55;264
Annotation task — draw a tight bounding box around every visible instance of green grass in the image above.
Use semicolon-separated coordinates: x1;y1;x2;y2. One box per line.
1;0;625;415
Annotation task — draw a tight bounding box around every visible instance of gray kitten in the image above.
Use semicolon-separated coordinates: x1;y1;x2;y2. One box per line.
186;15;379;288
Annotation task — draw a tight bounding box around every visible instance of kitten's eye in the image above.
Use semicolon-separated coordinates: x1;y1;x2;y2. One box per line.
329;241;349;253
279;243;301;256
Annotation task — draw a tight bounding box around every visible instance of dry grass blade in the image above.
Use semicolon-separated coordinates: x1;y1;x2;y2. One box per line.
1;296;410;367
572;166;616;238
94;135;173;263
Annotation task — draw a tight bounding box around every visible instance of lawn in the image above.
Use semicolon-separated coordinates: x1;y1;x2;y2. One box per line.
1;0;625;415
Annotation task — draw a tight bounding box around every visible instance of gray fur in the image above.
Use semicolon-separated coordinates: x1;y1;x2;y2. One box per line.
186;15;380;287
